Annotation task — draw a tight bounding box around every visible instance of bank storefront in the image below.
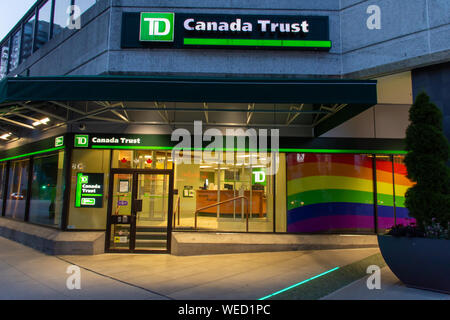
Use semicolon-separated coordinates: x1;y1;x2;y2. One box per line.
0;1;441;255
0;90;414;254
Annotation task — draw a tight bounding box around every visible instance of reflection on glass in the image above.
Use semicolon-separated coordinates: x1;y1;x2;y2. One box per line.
174;152;274;232
5;159;29;220
36;1;52;50
29;152;65;227
135;173;170;250
0;44;9;79
375;155;417;233
53;0;72;37
0;162;6;212
287;153;375;234
76;0;97;15
375;155;395;232
112;150;173;170
21;15;36;62
109;173;132;250
9;30;21;71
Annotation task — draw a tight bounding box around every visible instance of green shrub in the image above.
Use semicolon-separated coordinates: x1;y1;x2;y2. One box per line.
404;92;450;228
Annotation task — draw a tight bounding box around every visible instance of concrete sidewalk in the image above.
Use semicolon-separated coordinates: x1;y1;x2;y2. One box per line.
322;267;450;300
0;236;448;300
0;237;167;300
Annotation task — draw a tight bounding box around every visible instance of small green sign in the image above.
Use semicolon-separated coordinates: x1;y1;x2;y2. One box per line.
252;168;267;186
81;198;96;206
75;173;104;208
55;136;64;147
74;135;89;148
140;12;175;42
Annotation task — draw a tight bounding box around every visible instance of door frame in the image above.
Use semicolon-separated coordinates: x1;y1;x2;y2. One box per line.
105;168;174;254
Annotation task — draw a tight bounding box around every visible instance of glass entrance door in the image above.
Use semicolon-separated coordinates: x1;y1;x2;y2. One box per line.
106;170;174;253
134;173;172;251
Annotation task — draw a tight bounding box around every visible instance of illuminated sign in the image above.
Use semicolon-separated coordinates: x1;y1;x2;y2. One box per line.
73;134;145;148
140;12;175;42
74;135;89;148
75;173;104;208
55;136;64;147
252;168;267;186
122;13;331;51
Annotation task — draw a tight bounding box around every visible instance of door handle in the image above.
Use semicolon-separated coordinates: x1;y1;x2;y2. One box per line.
133;199;143;212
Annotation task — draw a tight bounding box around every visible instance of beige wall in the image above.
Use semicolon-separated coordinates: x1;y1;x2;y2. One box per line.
68;149;111;230
275;153;287;232
321;72;412;139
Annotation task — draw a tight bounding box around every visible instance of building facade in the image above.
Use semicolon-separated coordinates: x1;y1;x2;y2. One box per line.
0;0;448;254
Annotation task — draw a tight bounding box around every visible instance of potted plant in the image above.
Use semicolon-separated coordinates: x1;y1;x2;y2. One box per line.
377;92;450;294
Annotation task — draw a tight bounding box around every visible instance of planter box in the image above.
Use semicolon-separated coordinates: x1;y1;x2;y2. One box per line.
378;235;450;294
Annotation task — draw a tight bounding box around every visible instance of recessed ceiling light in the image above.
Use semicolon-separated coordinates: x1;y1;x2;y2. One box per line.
32;117;50;126
0;133;12;140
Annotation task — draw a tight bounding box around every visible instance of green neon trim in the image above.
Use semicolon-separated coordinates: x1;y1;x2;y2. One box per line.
81;194;103;197
258;266;340;300
91;145;406;155
75;173;83;208
0;146;65;162
184;38;332;48
278;149;407;155
91;145;173;150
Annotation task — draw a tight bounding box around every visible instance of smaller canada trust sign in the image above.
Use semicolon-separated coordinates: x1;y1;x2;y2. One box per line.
122;12;331;50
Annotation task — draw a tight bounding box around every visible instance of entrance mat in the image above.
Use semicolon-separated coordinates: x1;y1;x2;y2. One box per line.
263;253;386;300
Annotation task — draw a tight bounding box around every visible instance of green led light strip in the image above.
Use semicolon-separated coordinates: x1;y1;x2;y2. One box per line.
184;38;332;48
92;145;406;155
92;145;173;150
0;146;65;162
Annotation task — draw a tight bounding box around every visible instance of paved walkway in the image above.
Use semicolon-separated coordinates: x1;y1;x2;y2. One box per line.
322;267;450;300
0;237;448;300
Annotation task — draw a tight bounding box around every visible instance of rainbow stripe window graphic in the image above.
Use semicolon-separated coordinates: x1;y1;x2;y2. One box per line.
374;155;416;230
286;153;415;233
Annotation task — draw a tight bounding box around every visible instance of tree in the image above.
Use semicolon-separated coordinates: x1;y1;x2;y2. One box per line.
404;92;450;228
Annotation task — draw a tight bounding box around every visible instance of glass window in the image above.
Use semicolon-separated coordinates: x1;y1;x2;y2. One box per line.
393;155;416;226
21;14;36;62
286;153;375;234
375;155;416;233
0;162;7;213
76;0;97;15
5;159;30;220
173;151;276;232
9;30;21;72
35;1;52;50
0;43;9;79
112;150;173;170
53;0;73;37
68;149;110;230
275;153;287;232
29;152;65;227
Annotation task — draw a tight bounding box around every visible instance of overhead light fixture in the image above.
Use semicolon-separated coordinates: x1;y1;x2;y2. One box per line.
32;117;50;126
0;133;12;140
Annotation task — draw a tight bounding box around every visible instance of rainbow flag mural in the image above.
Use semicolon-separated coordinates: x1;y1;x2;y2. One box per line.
286;153;415;233
375;157;416;230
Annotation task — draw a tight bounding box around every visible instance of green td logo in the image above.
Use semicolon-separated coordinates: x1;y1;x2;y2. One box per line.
74;135;89;148
140;12;175;42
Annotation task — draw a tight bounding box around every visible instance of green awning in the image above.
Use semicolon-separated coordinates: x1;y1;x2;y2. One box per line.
0;75;376;104
0;75;377;136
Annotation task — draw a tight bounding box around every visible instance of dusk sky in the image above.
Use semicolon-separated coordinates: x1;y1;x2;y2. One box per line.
0;0;37;40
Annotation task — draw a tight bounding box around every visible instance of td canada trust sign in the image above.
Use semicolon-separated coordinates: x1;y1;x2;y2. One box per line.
121;12;331;51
